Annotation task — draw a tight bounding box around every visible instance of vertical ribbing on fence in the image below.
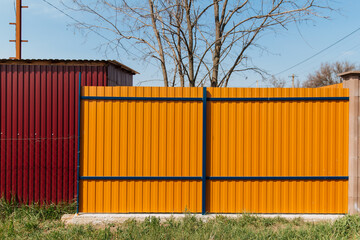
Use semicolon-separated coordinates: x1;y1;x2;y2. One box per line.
202;87;207;215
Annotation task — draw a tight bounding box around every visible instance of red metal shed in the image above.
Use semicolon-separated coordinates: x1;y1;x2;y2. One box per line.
0;59;137;203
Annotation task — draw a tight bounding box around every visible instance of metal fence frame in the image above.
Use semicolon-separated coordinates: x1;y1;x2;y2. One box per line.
76;75;349;215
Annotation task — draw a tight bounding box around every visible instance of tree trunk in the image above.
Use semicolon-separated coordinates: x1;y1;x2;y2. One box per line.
185;0;195;87
211;0;221;87
176;2;185;87
148;0;169;87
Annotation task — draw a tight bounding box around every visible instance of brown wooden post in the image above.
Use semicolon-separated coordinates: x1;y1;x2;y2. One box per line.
16;0;22;59
339;71;360;214
9;0;28;59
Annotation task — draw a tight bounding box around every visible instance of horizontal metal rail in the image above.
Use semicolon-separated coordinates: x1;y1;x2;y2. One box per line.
207;97;349;101
80;176;348;181
81;96;202;101
81;96;349;101
80;176;202;180
207;176;349;180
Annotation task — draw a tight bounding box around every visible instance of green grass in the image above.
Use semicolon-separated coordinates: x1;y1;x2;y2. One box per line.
1;198;360;239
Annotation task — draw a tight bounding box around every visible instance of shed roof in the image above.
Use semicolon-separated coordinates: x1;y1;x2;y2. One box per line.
0;59;139;75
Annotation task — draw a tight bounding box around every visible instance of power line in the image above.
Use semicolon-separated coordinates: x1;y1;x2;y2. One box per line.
275;25;360;76
248;80;257;87
13;0;16;15
40;0;158;67
41;0;112;42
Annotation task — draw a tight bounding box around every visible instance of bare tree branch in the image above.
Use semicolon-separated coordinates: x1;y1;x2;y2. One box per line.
66;0;334;87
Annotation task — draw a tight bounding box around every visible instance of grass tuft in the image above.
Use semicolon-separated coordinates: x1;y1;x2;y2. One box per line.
1;198;360;239
0;198;76;221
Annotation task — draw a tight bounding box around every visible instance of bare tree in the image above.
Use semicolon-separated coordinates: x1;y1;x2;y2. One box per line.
67;0;333;87
302;61;357;88
264;76;287;88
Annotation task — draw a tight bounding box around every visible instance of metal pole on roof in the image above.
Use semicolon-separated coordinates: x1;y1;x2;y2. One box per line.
9;0;28;59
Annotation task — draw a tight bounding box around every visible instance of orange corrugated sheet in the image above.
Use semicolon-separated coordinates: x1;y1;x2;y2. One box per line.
80;87;349;214
80;87;203;213
320;83;343;89
206;88;348;213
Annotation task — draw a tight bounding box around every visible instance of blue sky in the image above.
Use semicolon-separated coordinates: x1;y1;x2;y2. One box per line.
0;0;359;87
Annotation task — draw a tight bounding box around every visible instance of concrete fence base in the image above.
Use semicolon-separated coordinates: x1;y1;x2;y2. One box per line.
62;213;345;225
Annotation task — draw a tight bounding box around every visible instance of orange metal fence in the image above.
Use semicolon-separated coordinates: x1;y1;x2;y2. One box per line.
206;88;348;213
79;87;349;214
80;87;203;213
320;83;343;89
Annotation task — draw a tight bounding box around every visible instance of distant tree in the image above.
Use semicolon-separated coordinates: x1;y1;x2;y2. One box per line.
302;61;357;88
264;76;287;88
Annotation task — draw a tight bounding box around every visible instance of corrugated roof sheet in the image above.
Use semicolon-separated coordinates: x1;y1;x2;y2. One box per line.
0;59;139;75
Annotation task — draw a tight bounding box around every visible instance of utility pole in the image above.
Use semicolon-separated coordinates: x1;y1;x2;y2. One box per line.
9;0;28;60
289;74;297;88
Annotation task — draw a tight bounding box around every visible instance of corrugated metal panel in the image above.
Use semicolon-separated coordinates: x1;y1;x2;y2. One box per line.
107;65;133;86
0;64;108;203
80;87;203;213
206;88;349;213
80;87;348;214
320;83;343;89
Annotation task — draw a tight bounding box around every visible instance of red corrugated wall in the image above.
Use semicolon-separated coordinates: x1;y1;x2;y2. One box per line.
0;64;107;203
